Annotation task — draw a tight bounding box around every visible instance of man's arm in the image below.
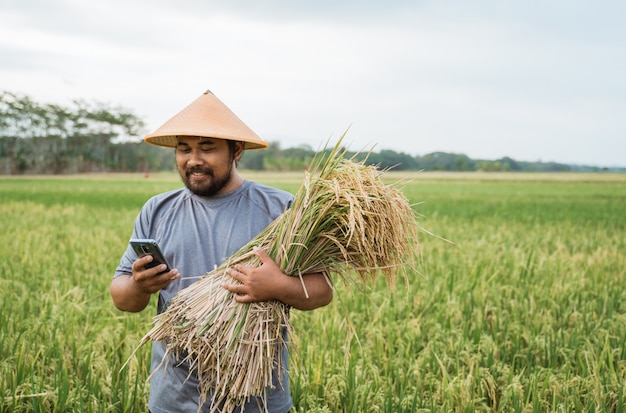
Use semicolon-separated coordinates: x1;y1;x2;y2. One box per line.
222;247;333;310
110;255;180;312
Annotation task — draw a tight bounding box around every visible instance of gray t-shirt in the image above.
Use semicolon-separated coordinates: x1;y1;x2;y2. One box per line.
115;180;294;413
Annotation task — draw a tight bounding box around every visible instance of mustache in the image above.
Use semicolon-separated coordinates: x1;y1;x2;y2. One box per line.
186;167;214;178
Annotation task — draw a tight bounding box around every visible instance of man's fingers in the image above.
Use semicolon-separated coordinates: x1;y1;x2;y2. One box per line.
227;266;246;281
253;246;270;263
232;293;253;304
132;254;152;272
222;282;247;296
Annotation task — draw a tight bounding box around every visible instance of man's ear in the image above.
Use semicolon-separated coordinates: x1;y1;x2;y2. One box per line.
234;141;245;160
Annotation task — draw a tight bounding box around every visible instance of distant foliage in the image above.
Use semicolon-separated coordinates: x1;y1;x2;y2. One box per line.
0;91;621;174
0;90;172;174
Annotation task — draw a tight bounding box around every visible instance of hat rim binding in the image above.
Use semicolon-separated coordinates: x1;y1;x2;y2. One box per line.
143;133;268;150
143;90;269;150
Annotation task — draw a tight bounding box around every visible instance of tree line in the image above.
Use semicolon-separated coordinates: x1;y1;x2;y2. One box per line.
0;91;619;174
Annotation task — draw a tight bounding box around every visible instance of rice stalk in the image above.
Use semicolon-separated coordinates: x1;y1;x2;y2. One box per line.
138;138;420;412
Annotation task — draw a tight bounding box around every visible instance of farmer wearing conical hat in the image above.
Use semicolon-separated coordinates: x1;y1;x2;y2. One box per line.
110;90;333;412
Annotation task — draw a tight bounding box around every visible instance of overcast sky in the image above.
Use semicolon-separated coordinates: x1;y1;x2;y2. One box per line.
1;0;624;167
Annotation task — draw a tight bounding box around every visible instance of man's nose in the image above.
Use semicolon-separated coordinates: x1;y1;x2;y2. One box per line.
186;151;205;167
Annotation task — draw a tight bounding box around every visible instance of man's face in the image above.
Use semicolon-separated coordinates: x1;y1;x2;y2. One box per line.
175;136;242;196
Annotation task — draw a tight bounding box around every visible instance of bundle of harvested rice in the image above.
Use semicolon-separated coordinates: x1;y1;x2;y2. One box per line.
138;140;419;412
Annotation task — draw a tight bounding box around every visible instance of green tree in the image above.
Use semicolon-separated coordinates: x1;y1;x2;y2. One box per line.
0;91;146;174
367;149;418;170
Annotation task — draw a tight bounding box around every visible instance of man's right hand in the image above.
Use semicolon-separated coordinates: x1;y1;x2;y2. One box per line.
131;255;180;294
110;257;180;313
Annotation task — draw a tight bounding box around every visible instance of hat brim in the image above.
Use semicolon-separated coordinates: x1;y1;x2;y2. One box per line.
144;134;268;150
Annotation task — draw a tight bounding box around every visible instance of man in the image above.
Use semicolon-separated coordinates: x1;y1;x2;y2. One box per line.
110;90;333;412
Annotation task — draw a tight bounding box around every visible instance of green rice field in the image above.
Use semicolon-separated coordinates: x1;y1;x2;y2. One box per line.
1;171;625;412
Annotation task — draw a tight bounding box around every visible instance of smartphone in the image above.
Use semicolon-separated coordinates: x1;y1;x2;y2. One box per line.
130;238;171;273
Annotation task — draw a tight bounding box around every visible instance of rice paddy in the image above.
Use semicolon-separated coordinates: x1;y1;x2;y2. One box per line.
1;171;625;412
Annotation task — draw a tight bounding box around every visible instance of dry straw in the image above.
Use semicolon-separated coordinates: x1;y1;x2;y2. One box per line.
138;139;419;412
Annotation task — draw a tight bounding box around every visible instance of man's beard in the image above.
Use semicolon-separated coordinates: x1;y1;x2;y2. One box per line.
181;165;233;197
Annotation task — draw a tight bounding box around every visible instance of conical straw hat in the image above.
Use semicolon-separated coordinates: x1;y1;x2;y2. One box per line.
144;90;269;150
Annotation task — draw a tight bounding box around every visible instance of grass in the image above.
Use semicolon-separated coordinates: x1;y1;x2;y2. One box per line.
1;171;625;412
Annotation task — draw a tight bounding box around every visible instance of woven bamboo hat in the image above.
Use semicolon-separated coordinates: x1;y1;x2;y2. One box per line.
144;90;269;150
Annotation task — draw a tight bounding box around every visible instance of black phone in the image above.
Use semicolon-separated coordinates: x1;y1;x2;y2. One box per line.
130;238;171;273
